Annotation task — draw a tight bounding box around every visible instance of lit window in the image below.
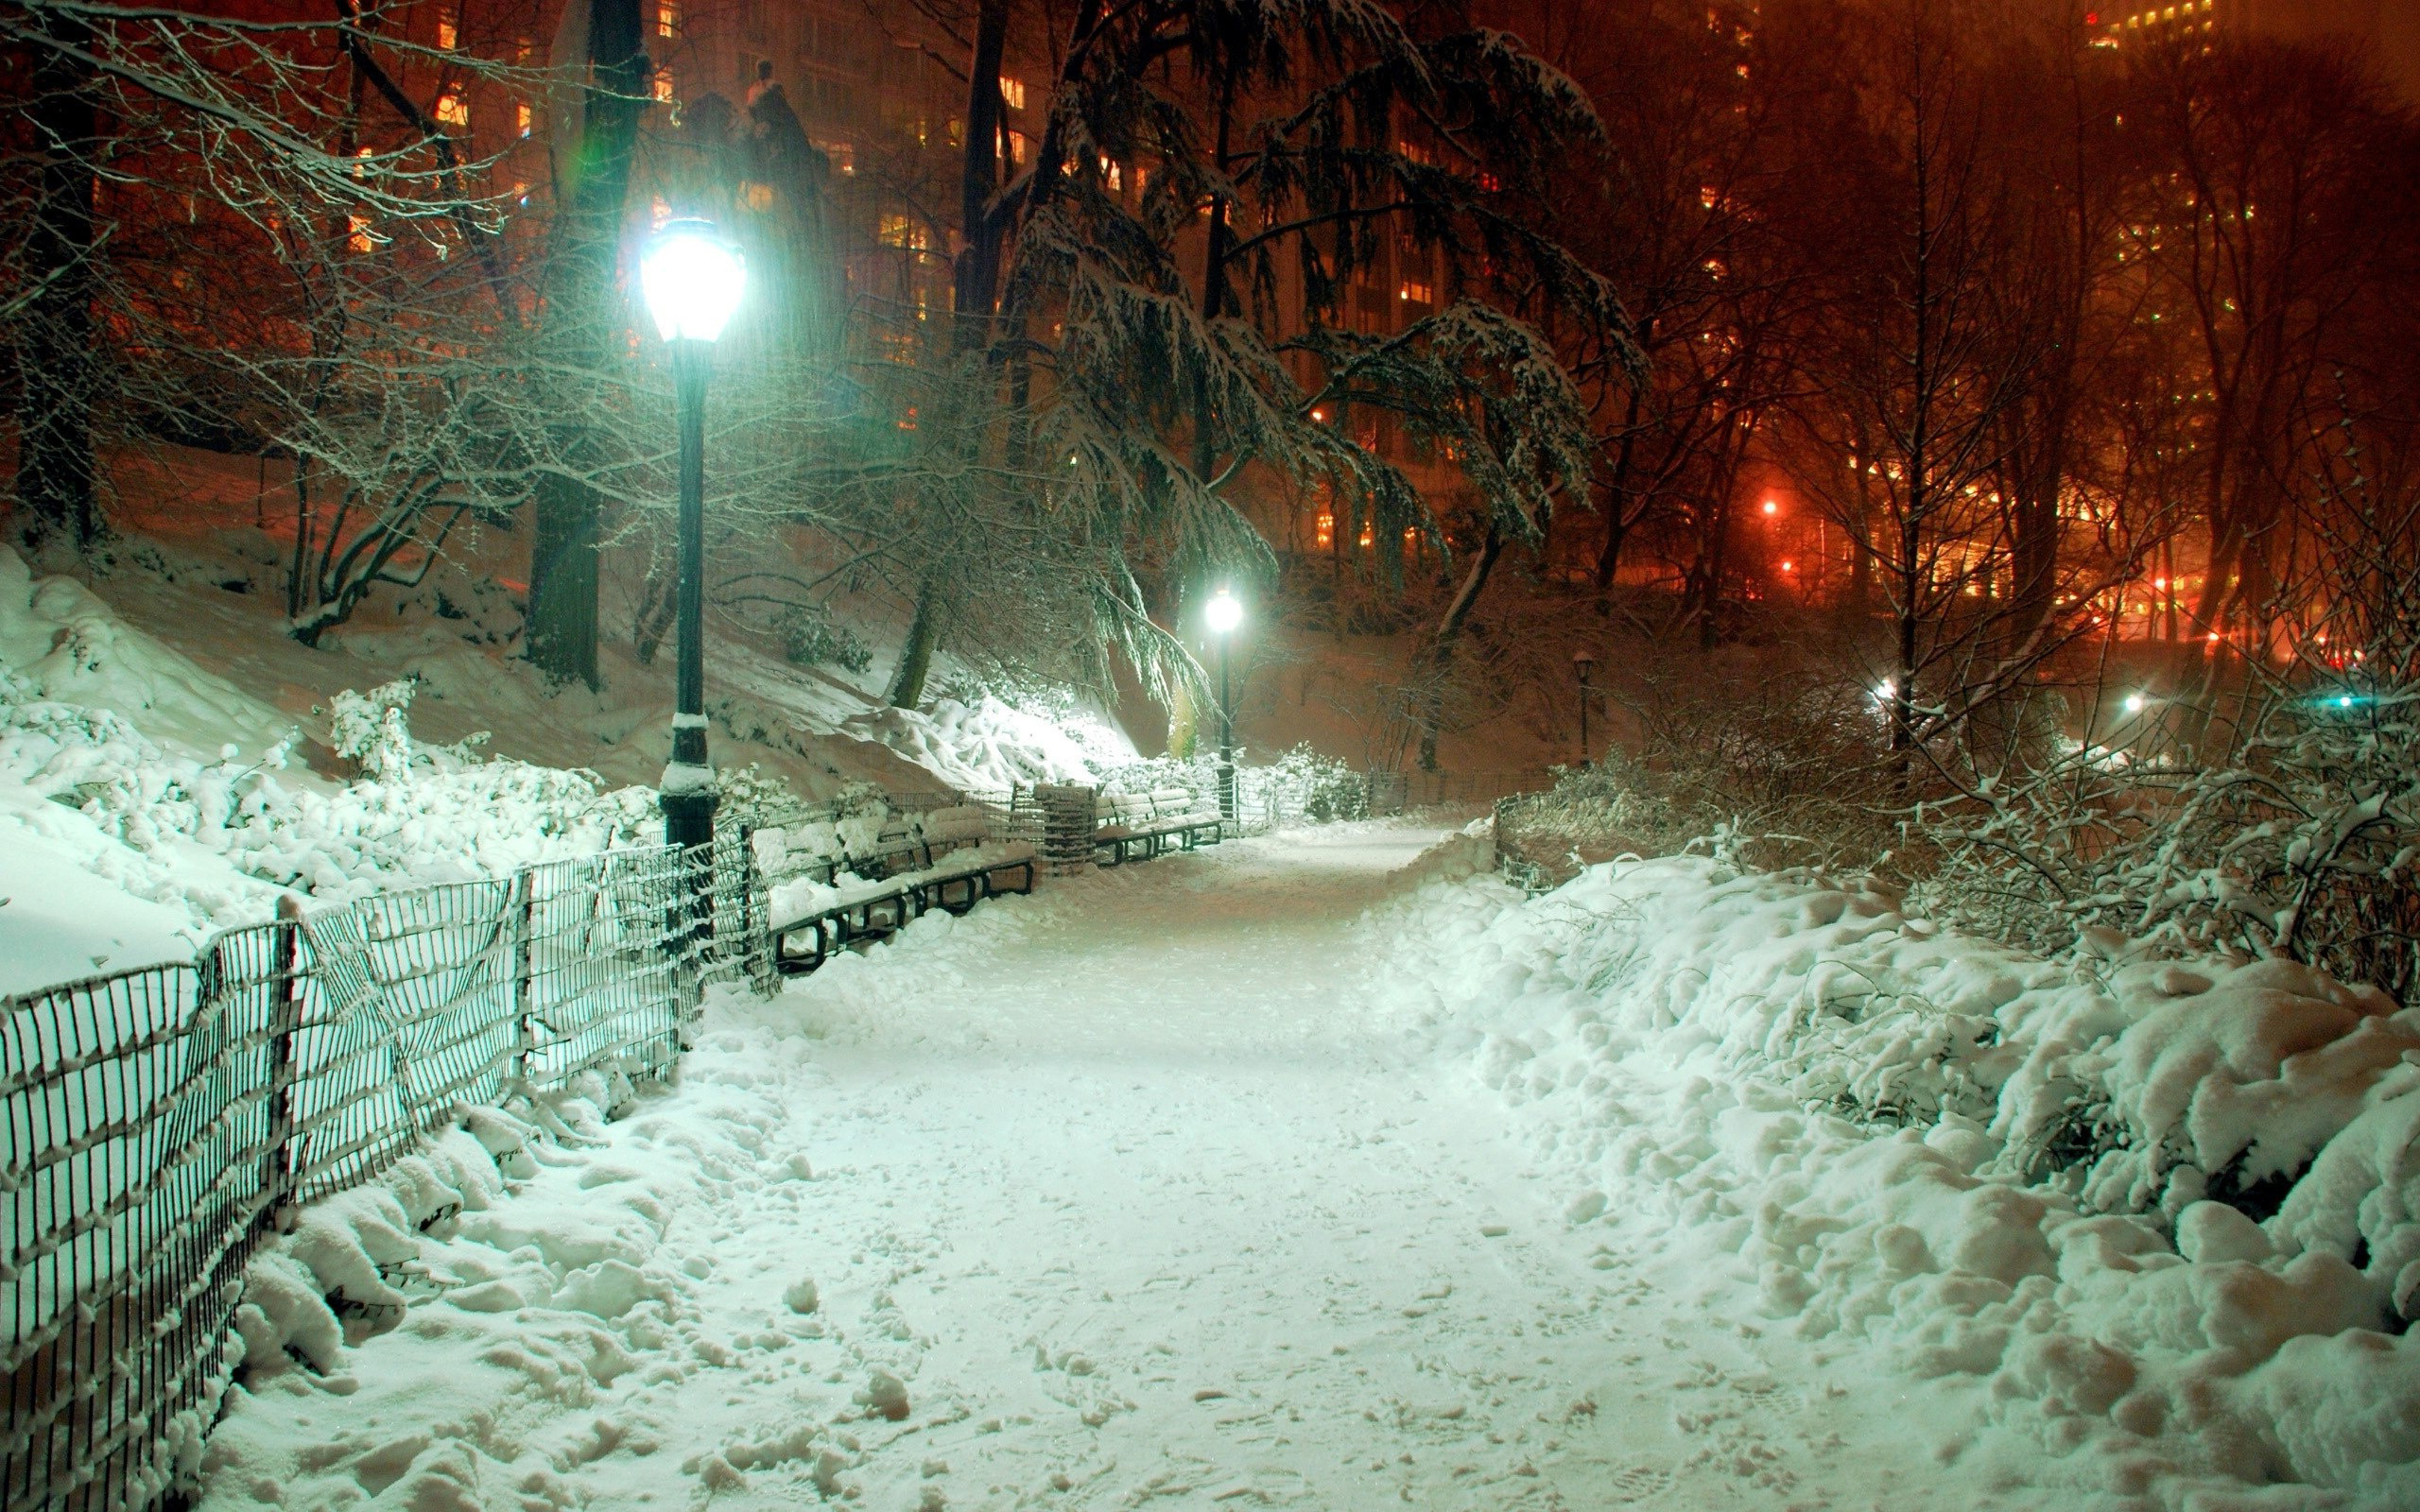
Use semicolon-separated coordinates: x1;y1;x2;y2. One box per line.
1315;512;1334;549
436;93;469;127
1008;130;1028;164
1397;139;1432;165
1001;77;1026;110
351;146;372;178
1399;281;1432;304
652;72;674;104
1358;523;1374;549
347;215;374;253
438;19;460;50
514;36;532;63
877;213;927;251
1100;157;1122;191
515;102;531;136
657;2;677;39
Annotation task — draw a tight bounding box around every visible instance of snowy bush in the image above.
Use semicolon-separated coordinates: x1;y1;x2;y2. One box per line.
1499;661;1897;885
774;604;873;676
1246;743;1369;823
0;660;659;929
1909;679;2420;1009
327;678;419;781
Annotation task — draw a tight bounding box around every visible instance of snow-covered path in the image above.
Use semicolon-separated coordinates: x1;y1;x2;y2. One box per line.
204;825;1979;1512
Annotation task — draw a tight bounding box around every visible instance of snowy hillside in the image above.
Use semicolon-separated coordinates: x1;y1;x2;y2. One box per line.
0;532;1141;990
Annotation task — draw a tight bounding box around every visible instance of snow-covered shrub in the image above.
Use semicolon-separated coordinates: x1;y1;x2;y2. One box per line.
327;678;419;781
1909;680;2420;1008
774;604;873;675
713;763;824;831
1500;661;1896;885
1246;743;1368;823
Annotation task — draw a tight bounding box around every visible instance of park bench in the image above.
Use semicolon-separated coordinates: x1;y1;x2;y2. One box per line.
1093;784;1223;867
760;803;1036;974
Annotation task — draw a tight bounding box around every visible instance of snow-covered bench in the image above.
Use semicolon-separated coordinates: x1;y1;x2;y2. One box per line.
1093;785;1223;867
758;804;1036;973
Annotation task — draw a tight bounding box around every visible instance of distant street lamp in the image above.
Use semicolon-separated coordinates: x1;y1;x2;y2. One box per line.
1206;587;1244;823
1573;648;1595;764
640;219;746;860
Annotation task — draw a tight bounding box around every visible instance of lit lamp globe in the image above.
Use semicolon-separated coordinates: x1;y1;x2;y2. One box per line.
1205;588;1245;635
641;219;746;344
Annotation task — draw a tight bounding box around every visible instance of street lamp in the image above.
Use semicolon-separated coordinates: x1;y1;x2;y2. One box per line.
1572;648;1595;765
1205;587;1244;823
640;219;745;861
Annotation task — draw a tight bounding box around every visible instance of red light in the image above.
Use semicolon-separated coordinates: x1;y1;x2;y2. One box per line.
2084;11;2098;25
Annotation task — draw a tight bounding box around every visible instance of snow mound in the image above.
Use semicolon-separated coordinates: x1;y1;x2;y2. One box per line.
1379;854;2420;1507
0;550;661;961
840;694;1132;793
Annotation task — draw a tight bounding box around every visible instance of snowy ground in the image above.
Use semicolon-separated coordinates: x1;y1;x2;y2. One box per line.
202;825;1982;1512
198;823;2420;1511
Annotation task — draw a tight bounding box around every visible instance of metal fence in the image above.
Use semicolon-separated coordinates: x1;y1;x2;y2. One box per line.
1;835;767;1512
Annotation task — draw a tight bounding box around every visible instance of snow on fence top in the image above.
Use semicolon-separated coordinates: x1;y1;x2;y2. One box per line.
0;837;766;1512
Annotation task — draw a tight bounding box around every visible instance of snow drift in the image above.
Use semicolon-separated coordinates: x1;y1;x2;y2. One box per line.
1377;852;2420;1508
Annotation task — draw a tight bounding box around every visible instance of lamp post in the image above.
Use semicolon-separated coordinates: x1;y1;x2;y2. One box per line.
1573;648;1595;765
1205;587;1244;823
639;220;746;865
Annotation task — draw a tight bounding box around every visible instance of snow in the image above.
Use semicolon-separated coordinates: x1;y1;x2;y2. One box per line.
841;694;1136;794
0;545;1115;976
175;822;2394;1512
201;825;1991;1511
10;536;2412;1510
1377;850;2420;1508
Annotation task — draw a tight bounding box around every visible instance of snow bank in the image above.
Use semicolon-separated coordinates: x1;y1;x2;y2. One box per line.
1377;852;2420;1508
840;693;1132;792
0;551;665;959
202;1015;911;1510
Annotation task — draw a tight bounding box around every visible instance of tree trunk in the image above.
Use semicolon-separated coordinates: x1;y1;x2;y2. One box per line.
1415;525;1504;771
17;7;99;549
890;0;1011;712
527;0;646;691
887;579;944;709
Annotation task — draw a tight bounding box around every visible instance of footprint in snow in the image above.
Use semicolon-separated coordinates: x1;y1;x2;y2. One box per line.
1606;1465;1674;1501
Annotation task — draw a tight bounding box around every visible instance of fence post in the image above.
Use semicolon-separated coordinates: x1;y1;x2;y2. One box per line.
511;869;537;1090
263;894;306;1233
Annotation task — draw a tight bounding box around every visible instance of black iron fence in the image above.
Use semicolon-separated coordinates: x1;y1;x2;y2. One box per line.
1;835;767;1512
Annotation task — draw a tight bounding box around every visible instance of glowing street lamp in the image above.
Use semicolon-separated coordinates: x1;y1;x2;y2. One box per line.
640;219;745;862
1205;587;1244;823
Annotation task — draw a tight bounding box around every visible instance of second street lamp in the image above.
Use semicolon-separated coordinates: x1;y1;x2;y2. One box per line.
639;219;746;861
1205;587;1244;824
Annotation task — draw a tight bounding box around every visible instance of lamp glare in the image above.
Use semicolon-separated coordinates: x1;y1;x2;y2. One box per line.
1205;588;1244;635
641;219;746;342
